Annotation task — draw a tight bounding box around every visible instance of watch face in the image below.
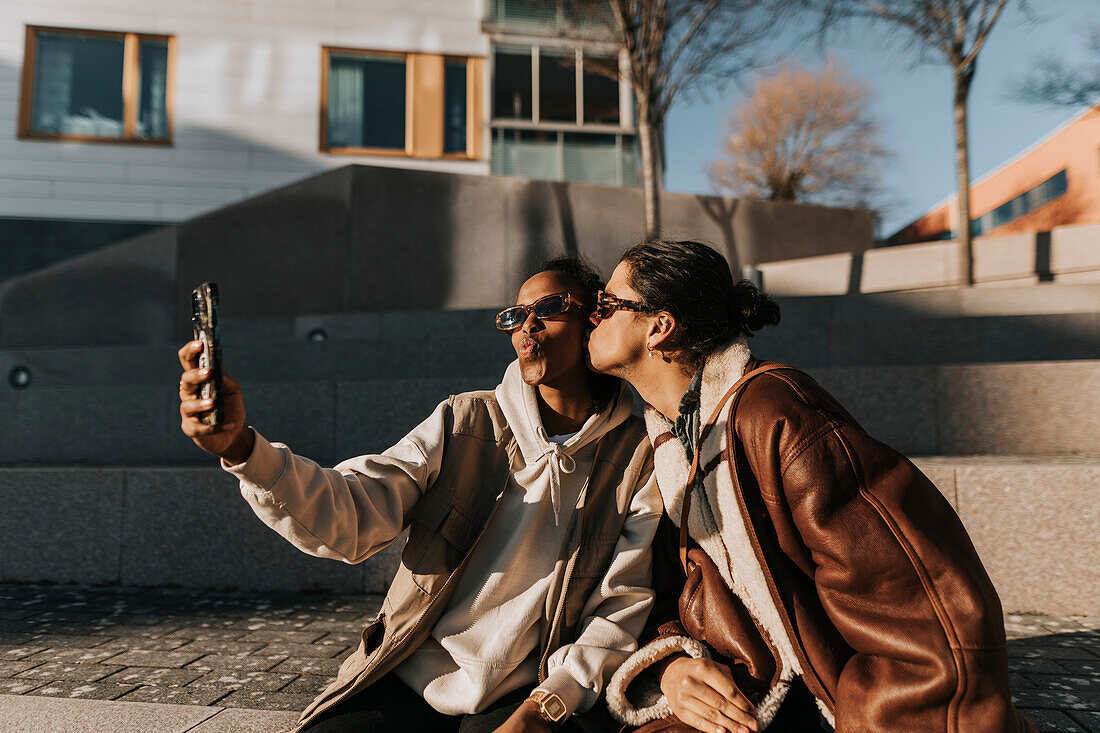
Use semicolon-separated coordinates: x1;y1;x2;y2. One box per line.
543;694;567;721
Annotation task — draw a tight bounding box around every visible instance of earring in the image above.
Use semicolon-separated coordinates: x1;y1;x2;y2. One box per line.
647;347;655;359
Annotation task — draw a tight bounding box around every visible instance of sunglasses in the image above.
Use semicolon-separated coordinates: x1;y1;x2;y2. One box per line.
593;290;654;320
496;292;586;331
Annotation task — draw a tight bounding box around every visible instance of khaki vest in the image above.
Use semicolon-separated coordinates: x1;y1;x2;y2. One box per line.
295;390;652;730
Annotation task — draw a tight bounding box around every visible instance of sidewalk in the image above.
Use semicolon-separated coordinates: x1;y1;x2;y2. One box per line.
0;583;1097;732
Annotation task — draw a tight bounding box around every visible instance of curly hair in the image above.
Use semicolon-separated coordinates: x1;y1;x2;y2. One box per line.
620;240;780;369
526;254;604;310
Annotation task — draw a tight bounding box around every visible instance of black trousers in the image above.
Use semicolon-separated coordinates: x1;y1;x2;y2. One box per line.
299;673;617;733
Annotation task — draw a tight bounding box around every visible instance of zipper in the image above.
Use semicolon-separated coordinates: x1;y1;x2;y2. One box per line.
537;438;604;682
295;469;513;731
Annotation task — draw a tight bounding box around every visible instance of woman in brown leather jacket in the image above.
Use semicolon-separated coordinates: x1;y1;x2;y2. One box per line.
586;240;1036;733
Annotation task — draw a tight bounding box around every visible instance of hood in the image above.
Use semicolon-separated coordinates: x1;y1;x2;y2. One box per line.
495;360;634;523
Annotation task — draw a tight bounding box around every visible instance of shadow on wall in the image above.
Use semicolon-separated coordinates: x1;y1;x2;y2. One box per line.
0;129;327;348
516;180;582;279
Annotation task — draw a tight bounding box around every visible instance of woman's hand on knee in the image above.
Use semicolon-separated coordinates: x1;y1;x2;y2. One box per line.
659;657;757;733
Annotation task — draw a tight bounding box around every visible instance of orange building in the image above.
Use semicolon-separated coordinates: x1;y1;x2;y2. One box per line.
888;104;1100;245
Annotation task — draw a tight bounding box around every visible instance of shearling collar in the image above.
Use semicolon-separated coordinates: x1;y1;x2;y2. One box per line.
642;338;751;521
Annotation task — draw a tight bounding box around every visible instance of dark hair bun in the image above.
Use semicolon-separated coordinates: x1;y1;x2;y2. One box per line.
734;280;781;333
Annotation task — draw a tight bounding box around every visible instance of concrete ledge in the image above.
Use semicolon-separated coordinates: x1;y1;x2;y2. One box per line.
760;223;1100;296
0;467;403;594
0;695;297;733
1;458;1096;615
912;457;1099;617
1;362;1097;465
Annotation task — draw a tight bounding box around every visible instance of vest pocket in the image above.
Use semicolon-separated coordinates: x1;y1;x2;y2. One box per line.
570;534;620;578
361;612;386;656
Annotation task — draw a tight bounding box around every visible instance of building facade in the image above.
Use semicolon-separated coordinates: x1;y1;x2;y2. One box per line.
887;104;1100;245
0;0;637;280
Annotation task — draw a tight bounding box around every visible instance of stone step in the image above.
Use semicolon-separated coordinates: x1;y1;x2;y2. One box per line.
1;456;1094;615
1;305;1097;397
1;360;1097;466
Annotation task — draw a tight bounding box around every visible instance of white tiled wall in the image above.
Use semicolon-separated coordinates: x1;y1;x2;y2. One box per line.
0;0;491;223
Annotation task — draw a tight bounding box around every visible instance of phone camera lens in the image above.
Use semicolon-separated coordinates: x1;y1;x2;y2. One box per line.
8;366;31;390
308;328;328;343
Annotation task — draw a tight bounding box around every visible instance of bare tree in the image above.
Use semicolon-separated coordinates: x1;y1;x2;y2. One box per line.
817;0;1011;285
587;0;787;238
711;61;888;207
1015;24;1100;108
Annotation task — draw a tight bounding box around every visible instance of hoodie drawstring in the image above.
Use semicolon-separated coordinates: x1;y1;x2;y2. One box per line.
536;427;576;526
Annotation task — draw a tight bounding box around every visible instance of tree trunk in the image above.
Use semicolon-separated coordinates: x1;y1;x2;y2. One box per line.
954;68;975;286
637;98;662;239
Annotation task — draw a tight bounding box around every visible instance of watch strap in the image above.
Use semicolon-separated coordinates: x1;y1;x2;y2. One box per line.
529;690;568;724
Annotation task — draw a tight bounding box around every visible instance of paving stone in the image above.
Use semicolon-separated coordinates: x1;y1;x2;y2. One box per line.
1009;645;1100;661
94;637;189;651
173;639;267;656
270;657;343;676
116;684;229;705
1013;690;1100;712
1009;657;1075;674
1067;711;1100;733
315;632;360;647
216;688;317;711
278;675;331;696
85;624;181;638
0;644;48;660
187;707;300;732
190;670;300;691
164;627;248;641
98;667;205;686
1018;708;1089;732
1027;675;1100;691
238;630;327;644
29;681;141;700
0;678;46;694
0;659;43;676
256;642;348;659
1067;661;1100;675
15;661;124;682
24;647;125;664
186;654;288;673
104;650;205;668
226;618;314;631
28;634;117;648
0;632;38;645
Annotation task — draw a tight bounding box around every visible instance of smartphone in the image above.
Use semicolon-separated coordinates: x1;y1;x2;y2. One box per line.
191;282;224;427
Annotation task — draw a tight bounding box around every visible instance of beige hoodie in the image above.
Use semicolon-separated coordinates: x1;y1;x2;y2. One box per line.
226;361;661;717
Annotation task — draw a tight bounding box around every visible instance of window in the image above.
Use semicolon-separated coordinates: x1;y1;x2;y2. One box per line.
971;170;1068;236
321;48;483;159
489;43;636;186
19;26;173;143
491;44;626;127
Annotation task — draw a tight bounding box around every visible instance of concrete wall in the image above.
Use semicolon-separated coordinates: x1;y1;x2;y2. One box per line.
0;164;872;348
0;0;489;224
760;223;1100;296
1;458;1093;615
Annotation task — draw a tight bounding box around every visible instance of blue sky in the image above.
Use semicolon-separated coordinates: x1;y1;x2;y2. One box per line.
662;0;1098;237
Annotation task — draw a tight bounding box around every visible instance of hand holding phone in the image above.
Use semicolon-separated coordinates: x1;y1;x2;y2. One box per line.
178;284;252;464
191;282;224;427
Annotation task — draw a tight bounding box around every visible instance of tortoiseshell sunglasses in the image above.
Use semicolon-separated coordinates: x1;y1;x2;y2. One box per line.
593;290;655;320
496;293;587;331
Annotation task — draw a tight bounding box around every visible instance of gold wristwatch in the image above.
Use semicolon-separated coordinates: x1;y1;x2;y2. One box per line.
528;690;568;725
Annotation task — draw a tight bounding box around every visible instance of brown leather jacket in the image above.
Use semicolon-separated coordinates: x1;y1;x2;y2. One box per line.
617;345;1036;733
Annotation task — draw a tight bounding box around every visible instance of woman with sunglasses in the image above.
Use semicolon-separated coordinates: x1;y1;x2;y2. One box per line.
586;240;1034;733
177;256;661;733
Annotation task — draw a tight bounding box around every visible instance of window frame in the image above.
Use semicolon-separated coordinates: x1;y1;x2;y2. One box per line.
489;40;632;133
18;25;175;145
319;46;483;160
